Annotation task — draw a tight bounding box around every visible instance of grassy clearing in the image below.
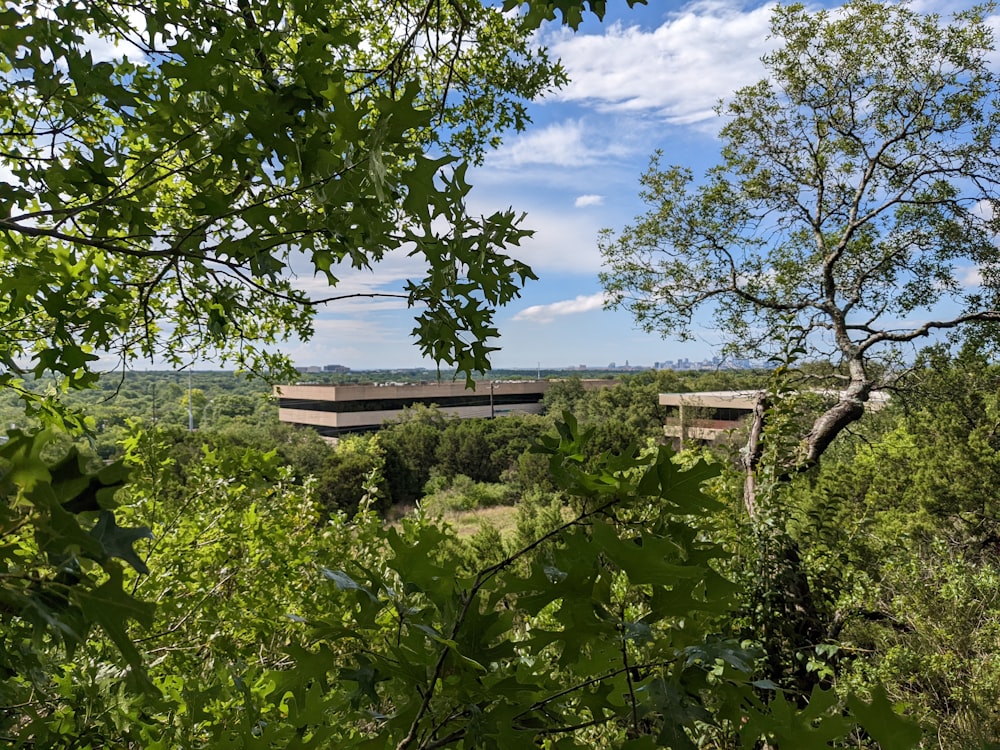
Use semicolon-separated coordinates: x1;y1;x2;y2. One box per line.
390;476;571;542
387;502;521;539
432;504;521;539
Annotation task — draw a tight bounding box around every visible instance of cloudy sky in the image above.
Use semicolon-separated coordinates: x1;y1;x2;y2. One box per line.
286;0;988;371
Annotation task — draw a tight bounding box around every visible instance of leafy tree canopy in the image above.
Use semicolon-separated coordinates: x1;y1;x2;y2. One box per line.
601;0;1000;469
0;0;570;405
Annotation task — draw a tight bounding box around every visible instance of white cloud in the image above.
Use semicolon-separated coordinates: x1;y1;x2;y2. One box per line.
487;112;659;169
287;246;425;311
77;9;151;64
575;194;604;207
302;316;397;344
513;292;608;323
545;1;776;124
972;199;996;222
292;273;412;312
959;266;983;288
499;208;605;273
490;120;593;167
0;161;16;186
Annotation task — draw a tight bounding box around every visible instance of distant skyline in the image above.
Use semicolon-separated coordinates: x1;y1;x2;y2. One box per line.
287;353;759;373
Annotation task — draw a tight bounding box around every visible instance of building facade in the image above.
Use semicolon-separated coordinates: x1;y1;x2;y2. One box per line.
660;390;889;445
660;391;762;444
275;379;613;436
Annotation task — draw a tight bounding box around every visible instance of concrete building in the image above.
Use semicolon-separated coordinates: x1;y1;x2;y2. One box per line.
660;390;889;444
275;379;614;436
660;390;762;443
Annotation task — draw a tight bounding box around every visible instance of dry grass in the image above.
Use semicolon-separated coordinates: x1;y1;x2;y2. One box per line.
432;504;521;539
388;502;522;539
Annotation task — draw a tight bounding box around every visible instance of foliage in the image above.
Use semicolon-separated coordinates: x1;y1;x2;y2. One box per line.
465;520;508;569
542;371;768;463
0;0;565;404
0;430;155;742
312;434;387;516
601;0;1000;470
436;413;548;484
379;406;549;506
421;472;516;513
0;408;924;749
118;426;333;675
380;404;450;505
0;0;940;745
214;419;332;479
600;1;1000;706
843;548;1000;749
571;371;667;457
258;415;920;748
505;0;649;31
507;488;568;552
542;375;588;415
434;419;498;483
769;344;1000;747
0;421;386;747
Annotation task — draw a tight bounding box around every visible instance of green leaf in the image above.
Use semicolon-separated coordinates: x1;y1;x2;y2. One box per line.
73;567;155;674
89;510;153;574
0;429;53;488
321;567;377;601
339;654;387;707
847;687;922;750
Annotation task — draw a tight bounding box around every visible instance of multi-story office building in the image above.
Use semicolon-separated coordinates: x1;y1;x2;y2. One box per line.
275;379;614;436
659;390;762;443
660;390;889;444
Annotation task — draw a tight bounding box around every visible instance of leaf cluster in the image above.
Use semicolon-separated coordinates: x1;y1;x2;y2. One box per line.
601;0;1000;368
0;0;562;396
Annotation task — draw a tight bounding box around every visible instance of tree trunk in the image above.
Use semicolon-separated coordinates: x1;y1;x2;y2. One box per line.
801;374;871;469
740;372;873;514
742;392;769;519
740;369;875;708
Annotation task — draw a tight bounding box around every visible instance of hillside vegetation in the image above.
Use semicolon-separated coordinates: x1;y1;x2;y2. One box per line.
5;0;1000;746
6;358;996;746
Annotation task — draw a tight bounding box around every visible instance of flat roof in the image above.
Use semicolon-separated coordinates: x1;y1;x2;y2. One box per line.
659;389;889;411
275;379;616;402
659;391;763;409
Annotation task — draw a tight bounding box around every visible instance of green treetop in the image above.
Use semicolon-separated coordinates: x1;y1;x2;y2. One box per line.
0;0;569;399
601;0;1000;476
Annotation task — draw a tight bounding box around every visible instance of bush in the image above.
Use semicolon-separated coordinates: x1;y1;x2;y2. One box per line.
380;405;447;504
420;474;516;513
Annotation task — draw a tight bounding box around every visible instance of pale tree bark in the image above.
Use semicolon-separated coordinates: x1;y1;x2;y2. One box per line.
742;392;769;519
739;361;878;712
801;358;873;469
742;357;876;513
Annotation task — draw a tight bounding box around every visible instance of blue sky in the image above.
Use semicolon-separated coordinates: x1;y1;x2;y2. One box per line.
277;0;993;371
